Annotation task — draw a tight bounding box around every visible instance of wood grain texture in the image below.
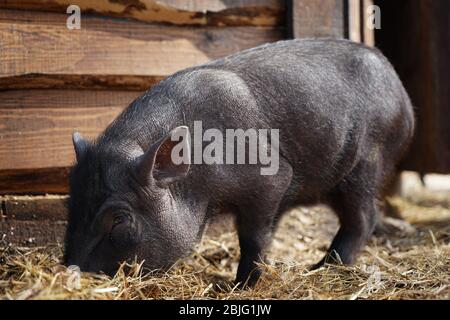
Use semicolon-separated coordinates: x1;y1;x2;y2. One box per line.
0;168;70;194
1;195;68;221
362;0;375;46
0;90;141;171
0;9;284;89
0;0;285;26
0;74;165;90
0;220;66;245
0;195;67;246
347;0;361;42
287;0;345;39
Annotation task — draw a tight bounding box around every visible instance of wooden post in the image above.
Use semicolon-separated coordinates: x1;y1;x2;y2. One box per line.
288;0;373;44
347;0;361;42
362;0;375;46
287;0;345;39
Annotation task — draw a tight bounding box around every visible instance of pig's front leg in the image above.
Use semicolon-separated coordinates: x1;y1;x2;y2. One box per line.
234;162;293;287
235;212;273;287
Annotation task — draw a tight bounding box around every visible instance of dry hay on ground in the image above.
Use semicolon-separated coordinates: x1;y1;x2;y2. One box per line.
1;195;449;300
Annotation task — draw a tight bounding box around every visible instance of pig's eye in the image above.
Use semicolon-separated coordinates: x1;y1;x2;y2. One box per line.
109;213;136;248
113;214;127;227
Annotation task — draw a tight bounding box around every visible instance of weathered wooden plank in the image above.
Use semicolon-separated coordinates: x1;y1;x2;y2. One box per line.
347;0;361;42
362;0;375;46
0;9;284;89
0;168;70;194
0;89;140;109
287;0;345;39
1;195;68;221
0;220;66;245
0;0;285;26
0;107;121;170
0;90;140;171
0;195;67;246
0;74;165;91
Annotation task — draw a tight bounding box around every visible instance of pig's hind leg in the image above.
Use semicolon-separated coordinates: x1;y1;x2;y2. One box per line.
312;159;380;269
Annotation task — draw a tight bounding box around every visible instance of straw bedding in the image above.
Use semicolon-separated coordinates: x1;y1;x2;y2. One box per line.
1;193;449;300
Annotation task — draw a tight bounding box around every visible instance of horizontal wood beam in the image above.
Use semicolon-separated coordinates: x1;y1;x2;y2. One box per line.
0;168;70;195
0;195;68;245
0;89;141;172
0;9;284;89
1;195;68;221
0;74;165;91
0;220;67;245
0;0;285;27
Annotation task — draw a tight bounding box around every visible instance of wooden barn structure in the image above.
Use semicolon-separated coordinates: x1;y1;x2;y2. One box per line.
0;0;448;244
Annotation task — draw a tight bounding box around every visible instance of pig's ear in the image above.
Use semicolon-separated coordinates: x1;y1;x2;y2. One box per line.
136;126;191;186
72;132;88;162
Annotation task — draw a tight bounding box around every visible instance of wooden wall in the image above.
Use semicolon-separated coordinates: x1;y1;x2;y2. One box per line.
0;0;286;194
3;1;448;245
0;0;377;245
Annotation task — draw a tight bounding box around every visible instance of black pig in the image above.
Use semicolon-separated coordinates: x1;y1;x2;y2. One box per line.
65;39;414;286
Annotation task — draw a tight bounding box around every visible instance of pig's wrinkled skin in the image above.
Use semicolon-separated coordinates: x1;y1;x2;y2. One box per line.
65;39;414;286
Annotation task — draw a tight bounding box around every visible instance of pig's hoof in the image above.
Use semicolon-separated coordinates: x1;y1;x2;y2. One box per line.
310;250;346;270
310;261;324;271
234;270;261;289
234;279;255;290
374;217;416;236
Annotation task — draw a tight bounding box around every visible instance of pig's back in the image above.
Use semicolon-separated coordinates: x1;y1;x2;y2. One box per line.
181;38;413;197
178;38;413;176
172;38;410;137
